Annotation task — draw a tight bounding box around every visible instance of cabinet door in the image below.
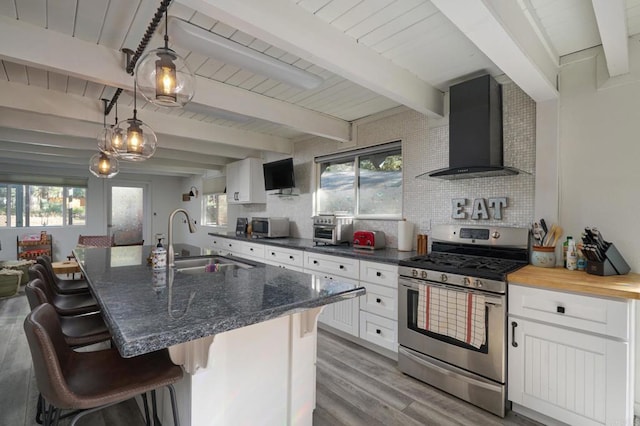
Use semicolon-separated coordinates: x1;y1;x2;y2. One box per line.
319;297;359;337
226;158;266;204
508;317;630;426
315;274;359;336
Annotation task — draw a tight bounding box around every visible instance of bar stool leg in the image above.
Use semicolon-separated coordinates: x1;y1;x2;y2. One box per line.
151;389;161;425
141;392;152;426
167;384;180;426
36;393;44;424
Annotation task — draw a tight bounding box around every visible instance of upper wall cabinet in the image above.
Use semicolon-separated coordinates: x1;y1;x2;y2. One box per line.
226;158;266;204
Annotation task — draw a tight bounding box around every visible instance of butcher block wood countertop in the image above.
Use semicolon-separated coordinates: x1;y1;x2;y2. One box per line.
508;265;640;300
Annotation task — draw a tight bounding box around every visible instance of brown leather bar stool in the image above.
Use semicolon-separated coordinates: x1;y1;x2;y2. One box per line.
35;256;89;295
26;274;98;316
24;304;183;426
25;281;112;424
25;279;110;347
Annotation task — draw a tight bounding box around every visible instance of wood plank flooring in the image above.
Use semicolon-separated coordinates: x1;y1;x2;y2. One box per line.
2;289;540;425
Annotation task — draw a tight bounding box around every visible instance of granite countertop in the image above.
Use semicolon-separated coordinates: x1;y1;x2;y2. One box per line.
508;265;640;300
74;244;365;358
208;232;417;264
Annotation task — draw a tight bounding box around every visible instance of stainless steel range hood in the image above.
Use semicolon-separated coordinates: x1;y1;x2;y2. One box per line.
418;75;519;180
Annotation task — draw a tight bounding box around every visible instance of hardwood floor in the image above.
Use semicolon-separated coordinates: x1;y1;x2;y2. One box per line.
2;289;539;425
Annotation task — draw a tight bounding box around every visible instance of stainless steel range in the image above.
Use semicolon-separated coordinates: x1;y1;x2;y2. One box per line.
398;225;529;417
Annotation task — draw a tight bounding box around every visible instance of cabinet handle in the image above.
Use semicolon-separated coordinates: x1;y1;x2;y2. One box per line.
376;329;381;334
376;271;382;277
339;265;344;269
313;260;319;265
289;255;294;260
271;252;276;256
511;321;518;347
556;306;565;314
250;248;253;251
376;298;381;303
228;244;232;247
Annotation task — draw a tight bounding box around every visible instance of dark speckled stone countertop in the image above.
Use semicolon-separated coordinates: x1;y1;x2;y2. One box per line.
208;232;416;264
73;244;365;358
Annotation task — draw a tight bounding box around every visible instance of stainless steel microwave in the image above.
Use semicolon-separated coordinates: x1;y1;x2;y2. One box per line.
251;217;289;238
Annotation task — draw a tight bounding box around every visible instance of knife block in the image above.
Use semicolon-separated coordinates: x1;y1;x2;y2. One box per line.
586;243;630;276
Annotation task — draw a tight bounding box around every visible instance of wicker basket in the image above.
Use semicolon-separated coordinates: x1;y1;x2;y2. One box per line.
0;260;34;285
0;269;23;298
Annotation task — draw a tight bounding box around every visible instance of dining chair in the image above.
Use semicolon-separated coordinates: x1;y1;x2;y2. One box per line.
24;304;183;426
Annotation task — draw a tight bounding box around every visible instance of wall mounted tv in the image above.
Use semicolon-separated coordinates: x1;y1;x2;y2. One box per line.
263;158;295;191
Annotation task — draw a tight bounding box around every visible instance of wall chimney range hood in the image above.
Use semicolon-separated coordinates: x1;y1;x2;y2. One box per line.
418;74;519;180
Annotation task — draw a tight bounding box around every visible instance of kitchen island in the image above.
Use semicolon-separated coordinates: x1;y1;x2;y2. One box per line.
73;244;365;426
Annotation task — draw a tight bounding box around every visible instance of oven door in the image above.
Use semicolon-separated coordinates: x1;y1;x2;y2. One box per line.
313;225;335;243
398;277;506;383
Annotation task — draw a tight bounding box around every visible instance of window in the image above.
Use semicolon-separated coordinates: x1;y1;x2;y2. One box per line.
315;141;402;218
203;193;228;227
0;184;86;227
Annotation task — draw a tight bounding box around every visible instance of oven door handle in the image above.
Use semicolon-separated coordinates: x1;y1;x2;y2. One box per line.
399;278;504;306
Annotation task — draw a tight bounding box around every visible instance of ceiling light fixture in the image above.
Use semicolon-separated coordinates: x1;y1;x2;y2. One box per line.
111;102;125;153
91;99;120;178
114;80;157;162
168;17;323;90
136;11;195;107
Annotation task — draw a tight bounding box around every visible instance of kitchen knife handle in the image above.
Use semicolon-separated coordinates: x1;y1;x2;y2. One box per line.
511;321;518;347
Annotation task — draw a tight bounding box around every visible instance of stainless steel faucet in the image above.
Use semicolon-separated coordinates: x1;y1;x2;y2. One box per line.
167;208;197;268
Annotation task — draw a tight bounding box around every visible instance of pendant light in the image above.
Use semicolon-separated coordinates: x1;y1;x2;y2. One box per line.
89;152;120;178
114;80;157;162
91;100;120;178
135;11;195;107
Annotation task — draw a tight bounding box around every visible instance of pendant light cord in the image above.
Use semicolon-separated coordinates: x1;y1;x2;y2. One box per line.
105;0;173;115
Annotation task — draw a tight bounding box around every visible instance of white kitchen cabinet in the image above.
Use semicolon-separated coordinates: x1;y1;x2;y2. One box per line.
358;261;398;353
263;246;304;271
508;284;634;426
226;158;266;204
304;252;359;281
210;236;265;263
305;253;360;336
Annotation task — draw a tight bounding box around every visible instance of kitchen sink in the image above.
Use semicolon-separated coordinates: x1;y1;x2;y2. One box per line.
174;255;255;274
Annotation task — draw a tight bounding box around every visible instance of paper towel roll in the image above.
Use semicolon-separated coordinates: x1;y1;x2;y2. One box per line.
398;220;413;251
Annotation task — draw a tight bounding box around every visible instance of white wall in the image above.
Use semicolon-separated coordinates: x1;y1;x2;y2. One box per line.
558;43;640;273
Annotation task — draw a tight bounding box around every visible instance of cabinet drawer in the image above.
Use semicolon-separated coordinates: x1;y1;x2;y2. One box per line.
264;246;303;268
211;236;233;254
509;284;630;340
304;252;359;280
237;241;265;259
360;282;397;320
360;261;398;289
359;311;397;352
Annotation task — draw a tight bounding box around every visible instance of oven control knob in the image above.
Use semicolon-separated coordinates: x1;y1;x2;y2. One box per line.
412;269;418;278
421;271;428;279
475;279;483;288
491;231;500;239
463;277;471;286
441;274;448;282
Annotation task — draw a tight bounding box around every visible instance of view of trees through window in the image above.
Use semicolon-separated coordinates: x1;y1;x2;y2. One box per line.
317;143;402;217
0;184;86;227
203;193;228;226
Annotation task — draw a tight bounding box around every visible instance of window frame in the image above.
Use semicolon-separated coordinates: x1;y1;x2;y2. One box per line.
0;183;87;228
201;192;228;228
314;140;402;219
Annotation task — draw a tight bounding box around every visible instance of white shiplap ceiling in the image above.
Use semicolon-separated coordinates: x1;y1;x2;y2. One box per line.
0;0;638;176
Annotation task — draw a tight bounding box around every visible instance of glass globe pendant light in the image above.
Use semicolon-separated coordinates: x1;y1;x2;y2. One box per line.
114;80;157;162
91;101;120;178
89;152;119;178
110;101;125;155
135;12;195;107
